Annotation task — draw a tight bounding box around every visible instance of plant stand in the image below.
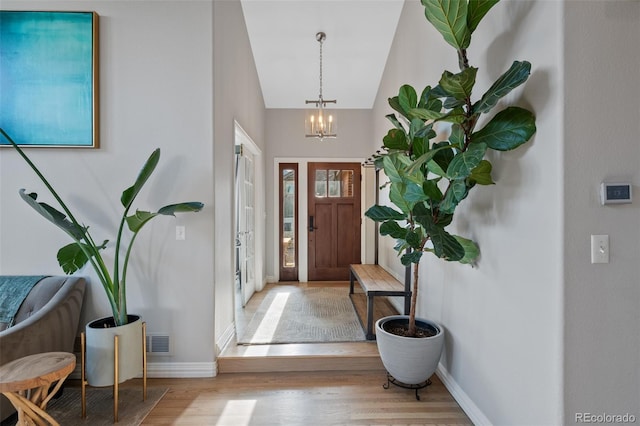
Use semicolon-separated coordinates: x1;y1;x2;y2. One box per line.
80;322;147;423
383;372;431;401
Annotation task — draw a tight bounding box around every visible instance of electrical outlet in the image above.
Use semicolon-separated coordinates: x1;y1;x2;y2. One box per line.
591;234;609;264
176;226;186;241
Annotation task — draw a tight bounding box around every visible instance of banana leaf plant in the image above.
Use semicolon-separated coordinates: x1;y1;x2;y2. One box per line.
1;128;204;326
365;0;536;337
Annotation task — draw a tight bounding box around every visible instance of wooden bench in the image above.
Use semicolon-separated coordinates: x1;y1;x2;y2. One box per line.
349;264;411;340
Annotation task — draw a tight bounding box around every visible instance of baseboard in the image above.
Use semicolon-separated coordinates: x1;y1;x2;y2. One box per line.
436;363;492;426
147;361;217;378
69;361;217;380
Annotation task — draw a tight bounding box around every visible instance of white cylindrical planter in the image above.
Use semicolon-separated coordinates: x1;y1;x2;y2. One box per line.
375;315;444;385
85;315;144;387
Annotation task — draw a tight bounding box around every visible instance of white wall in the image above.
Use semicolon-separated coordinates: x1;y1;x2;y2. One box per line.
372;1;564;424
212;0;266;354
0;0;216;372
264;109;373;281
563;1;640;422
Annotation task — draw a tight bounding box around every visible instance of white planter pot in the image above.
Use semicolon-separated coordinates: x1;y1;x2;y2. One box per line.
375;315;444;385
85;315;144;387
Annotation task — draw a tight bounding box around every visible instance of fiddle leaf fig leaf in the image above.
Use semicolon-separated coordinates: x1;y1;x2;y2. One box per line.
401;250;423;266
399;84;418;112
394;240;410;253
474;61;531;114
410;118;426;140
449;124;465;149
422;0;471;50
405;230;422;250
419;86;443;112
365;205;406;222
386;114;406;132
412;136;429;158
383;128;409;151
380;221;406;239
388;96;408;119
424;180;444;201
432;141;455;174
427;159;447;177
467;0;500;33
407;145;452;175
439;106;466;124
382;154;410;183
412;202;433;229
405;181;429;203
390;182;413;214
121;148;160;209
447;142;487;179
429;225;465;261
409;107;446;122
469;160;494;185
453;235;480;264
439;179;468;214
439;67;477;100
451;179;468;200
472;106;536;151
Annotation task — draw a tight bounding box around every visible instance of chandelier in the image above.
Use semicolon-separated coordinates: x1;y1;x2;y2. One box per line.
305;31;337;140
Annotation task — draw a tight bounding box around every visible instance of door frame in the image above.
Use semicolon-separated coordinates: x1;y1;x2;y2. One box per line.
273;157;372;282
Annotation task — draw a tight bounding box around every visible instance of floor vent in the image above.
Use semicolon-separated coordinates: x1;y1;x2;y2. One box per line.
146;333;171;356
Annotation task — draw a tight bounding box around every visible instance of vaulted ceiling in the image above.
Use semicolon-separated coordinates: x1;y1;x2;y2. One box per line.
240;0;405;109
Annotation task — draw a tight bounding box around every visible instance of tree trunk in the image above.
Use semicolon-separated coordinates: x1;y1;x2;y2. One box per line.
408;261;419;336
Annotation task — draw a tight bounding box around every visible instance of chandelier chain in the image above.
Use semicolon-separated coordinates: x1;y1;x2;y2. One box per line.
319;36;323;100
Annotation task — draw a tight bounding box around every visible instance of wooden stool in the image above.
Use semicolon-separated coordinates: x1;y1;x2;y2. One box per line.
0;352;75;426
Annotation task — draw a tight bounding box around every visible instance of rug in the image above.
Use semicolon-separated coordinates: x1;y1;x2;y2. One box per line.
238;286;366;344
44;386;167;426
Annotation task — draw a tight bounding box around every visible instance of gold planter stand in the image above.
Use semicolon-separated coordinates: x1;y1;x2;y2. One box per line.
80;322;147;423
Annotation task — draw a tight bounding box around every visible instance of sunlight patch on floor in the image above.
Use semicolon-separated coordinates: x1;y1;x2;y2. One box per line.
246;292;290;344
216;400;257;426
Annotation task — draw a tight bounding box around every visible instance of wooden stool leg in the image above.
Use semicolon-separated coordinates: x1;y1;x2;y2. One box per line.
4;391;60;426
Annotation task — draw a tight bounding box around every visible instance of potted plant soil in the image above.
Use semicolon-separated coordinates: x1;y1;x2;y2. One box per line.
365;0;536;389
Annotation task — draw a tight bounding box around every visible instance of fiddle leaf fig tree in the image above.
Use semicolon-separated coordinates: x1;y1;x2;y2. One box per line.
1;128;204;326
365;0;536;336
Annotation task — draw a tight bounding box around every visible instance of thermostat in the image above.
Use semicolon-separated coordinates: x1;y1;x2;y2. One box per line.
600;182;632;205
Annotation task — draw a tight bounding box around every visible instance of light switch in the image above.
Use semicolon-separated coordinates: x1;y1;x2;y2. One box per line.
591;235;609;264
176;226;186;241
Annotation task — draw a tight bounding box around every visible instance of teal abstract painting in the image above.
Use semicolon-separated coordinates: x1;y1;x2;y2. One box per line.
0;11;99;147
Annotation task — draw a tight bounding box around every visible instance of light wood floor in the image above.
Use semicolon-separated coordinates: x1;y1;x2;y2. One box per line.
140;372;472;425
138;282;472;425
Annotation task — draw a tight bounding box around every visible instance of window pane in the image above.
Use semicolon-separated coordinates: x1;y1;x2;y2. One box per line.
328;170;341;197
326;169;354;198
341;170;354;197
315;170;327;197
282;168;296;268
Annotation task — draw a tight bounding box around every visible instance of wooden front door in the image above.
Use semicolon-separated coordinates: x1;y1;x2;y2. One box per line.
308;162;361;281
